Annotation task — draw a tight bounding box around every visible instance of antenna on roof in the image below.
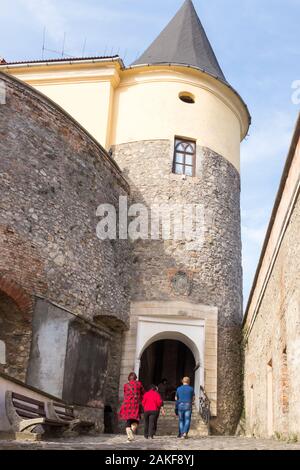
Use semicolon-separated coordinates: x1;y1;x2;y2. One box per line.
42;27;46;60
61;32;66;57
40;29;77;60
123;49;127;63
103;45;108;56
82;37;87;57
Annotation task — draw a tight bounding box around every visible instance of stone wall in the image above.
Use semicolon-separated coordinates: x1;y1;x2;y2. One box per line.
0;73;131;413
244;194;300;440
113;139;243;434
0;72;130;325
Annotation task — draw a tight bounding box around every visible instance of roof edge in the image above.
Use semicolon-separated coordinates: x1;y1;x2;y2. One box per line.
0;70;129;192
127;62;251;136
0;56;125;69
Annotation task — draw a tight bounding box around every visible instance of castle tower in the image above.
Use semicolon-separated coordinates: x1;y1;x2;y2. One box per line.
0;0;250;435
113;0;250;434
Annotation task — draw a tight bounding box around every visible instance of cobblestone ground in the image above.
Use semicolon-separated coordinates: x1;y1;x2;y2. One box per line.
0;435;300;450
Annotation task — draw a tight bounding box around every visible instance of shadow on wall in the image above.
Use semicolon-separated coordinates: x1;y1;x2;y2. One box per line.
0;289;32;383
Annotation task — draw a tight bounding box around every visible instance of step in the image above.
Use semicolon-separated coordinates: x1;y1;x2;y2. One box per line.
159;402;198;412
117;402;210;437
138;408;209;437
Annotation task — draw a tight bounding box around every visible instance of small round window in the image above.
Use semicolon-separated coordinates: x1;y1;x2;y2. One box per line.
179;92;195;104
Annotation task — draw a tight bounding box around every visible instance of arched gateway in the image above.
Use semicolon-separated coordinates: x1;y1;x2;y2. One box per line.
119;301;218;413
139;338;196;399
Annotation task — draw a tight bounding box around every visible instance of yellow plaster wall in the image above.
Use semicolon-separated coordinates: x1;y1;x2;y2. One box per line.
34;80;113;148
4;62;120;149
111;67;247;172
3;62;249;170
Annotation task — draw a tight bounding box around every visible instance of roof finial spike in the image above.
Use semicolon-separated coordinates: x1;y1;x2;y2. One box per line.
183;0;195;8
131;0;227;83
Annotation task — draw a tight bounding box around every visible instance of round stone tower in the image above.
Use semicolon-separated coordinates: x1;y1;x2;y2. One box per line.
112;0;250;434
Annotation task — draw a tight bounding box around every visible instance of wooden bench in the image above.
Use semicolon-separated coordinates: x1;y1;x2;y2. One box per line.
5;391;69;437
46;401;95;433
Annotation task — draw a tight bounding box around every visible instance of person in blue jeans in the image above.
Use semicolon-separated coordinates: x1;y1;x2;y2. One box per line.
175;377;195;439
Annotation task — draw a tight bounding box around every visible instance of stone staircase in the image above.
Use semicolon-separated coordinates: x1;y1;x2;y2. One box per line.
138;401;209;437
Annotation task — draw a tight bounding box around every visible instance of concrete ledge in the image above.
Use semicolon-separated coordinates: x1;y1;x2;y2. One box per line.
15;431;42;441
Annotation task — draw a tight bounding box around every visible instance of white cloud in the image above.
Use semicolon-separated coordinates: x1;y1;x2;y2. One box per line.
242;205;271;223
18;0;66;41
241;204;272;306
240;109;297;306
66;1;157;23
13;0;159;58
242;225;267;245
241;110;294;165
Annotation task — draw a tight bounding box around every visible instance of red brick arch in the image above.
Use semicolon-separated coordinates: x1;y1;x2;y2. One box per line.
0;274;33;316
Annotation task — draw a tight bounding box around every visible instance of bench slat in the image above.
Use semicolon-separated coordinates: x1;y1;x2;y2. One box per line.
7;392;95;433
14;402;46;416
12;393;45;407
52;402;75;420
16;409;45;419
54;409;74;418
53;402;74;412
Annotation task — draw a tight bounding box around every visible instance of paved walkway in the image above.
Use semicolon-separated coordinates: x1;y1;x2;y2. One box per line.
0;435;300;450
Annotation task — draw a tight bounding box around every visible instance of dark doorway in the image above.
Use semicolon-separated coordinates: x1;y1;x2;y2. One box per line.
0;290;31;382
139;339;195;400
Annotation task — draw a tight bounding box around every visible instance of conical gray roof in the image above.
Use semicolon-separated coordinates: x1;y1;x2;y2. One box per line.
132;0;226;83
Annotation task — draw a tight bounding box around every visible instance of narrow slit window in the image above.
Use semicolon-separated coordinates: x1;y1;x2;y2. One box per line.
173;138;196;176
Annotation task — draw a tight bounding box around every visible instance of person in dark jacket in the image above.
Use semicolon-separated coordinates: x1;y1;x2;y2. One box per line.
157;378;168;400
142;384;165;439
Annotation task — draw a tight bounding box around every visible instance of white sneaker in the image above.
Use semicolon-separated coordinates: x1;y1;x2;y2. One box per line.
131;424;138;434
126;428;134;441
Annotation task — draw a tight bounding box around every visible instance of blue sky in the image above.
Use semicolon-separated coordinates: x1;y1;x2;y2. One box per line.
1;0;299;308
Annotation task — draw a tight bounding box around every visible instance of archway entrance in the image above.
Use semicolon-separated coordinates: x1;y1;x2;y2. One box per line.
0;290;31;382
139;339;196;400
132;315;206;409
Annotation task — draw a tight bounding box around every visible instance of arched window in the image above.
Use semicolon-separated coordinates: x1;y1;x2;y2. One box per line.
173;138;196;176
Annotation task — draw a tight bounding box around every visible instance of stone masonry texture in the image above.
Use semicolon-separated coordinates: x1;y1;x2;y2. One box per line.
0;72;131;403
1;435;300;451
0;72;244;434
244;193;300;440
113;139;243;434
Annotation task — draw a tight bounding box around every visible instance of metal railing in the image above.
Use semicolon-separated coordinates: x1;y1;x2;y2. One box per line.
199;386;210;425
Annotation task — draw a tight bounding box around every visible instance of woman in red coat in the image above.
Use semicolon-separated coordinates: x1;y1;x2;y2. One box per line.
119;372;144;441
